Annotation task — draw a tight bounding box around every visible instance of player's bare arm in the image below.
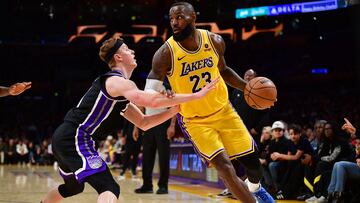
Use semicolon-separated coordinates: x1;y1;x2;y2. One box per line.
122;102;179;131
210;33;247;91
105;75;219;108
148;43;172;81
0;87;10;97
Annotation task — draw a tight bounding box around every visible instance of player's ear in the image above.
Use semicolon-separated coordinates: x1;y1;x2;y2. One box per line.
114;53;122;62
191;11;196;22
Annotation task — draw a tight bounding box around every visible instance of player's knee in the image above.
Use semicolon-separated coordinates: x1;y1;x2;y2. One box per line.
96;181;120;198
109;182;120;198
58;181;85;198
86;169;121;198
73;183;85;194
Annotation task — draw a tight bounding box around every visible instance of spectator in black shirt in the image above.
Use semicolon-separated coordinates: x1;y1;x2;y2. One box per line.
267;121;294;192
5;139;17;164
271;124;314;199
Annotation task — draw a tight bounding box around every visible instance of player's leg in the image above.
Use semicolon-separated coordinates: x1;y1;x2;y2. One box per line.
177;114;255;203
235;150;275;202
210;151;256;203
42;175;85;203
231;159;247;180
236;150;263;184
217;160;246;198
41;186;63;203
86;167;120;203
43;123;86;203
219;104;275;203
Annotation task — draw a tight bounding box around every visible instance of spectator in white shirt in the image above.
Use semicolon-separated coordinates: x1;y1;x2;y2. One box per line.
16;140;29;164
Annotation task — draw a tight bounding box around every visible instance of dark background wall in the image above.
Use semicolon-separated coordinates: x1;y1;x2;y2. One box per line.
1;1;359;139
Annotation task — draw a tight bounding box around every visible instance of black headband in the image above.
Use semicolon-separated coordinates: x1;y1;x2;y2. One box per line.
104;38;124;63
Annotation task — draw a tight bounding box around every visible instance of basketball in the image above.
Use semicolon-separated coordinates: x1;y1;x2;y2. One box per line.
244;77;277;110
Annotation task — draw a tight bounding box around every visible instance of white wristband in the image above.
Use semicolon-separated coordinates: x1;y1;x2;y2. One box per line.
144;79;164;92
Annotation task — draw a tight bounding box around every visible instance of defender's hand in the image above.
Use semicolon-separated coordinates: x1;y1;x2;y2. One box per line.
9;82;32;95
196;76;220;98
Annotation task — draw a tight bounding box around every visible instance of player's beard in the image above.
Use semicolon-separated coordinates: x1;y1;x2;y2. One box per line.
173;23;194;42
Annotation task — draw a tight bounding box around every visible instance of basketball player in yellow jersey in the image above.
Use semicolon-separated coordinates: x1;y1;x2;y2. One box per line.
147;2;275;203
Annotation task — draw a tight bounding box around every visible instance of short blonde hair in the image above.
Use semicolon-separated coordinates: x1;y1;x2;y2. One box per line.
99;37;123;67
262;126;275;140
263;126;272;133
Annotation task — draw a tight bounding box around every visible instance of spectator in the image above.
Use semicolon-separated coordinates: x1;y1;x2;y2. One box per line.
5;139;17;164
327;120;359;203
0;138;5;164
327;154;360;203
16;139;29;164
99;136;114;165
27;141;37;165
272;124;314;199
112;130;125;168
305;127;315;145
310;120;327;151
267;121;294;192
306;121;355;202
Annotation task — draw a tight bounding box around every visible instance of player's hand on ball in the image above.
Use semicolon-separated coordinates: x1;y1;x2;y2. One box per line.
244;77;277;110
9;82;32;95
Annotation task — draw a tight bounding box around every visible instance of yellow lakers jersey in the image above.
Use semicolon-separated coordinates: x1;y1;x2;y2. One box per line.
166;29;228;118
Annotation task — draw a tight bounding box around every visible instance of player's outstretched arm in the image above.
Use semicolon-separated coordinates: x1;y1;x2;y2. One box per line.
0;86;9;97
122;102;179;131
106;76;219;109
0;82;32;97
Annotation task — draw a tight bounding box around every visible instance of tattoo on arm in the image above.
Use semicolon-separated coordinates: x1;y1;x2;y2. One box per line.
148;44;172;81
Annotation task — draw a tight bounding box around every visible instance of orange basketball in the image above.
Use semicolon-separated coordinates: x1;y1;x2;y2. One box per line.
244;77;277;110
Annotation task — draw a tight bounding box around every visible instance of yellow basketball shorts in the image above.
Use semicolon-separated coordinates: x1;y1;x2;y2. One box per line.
177;103;255;161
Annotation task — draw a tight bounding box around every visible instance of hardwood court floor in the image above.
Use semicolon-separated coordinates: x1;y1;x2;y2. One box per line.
0;165;303;203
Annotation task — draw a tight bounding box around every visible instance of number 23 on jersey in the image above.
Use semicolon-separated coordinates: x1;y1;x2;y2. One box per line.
189;71;211;93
